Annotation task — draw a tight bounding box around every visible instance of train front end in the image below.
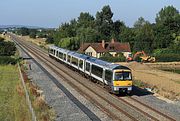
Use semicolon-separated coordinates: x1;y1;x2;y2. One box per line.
112;69;132;94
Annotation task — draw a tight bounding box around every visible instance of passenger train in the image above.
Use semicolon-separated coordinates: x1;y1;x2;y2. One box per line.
48;45;133;94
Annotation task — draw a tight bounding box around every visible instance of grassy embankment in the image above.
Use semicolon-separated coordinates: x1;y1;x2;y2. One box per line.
0;65;31;121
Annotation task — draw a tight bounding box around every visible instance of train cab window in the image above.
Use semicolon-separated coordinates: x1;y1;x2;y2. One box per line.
92;64;103;78
105;70;112;82
79;60;83;69
67;55;71;63
114;72;132;80
85;62;90;72
72;57;78;66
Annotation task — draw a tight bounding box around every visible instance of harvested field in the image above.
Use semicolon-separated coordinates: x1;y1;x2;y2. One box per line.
116;62;180;100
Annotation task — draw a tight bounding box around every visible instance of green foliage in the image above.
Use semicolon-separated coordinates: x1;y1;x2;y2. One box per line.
52;5;180;61
0;40;16;56
17;27;30;36
0;36;5;41
155;53;180;62
56;37;80;50
46;36;54;44
95;5;114;40
99;52;126;62
0;56;17;65
77;12;95;28
29;32;36;39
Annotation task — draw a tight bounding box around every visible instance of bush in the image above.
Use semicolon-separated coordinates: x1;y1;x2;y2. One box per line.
29;32;36;39
0;56;17;65
0;41;16;56
156;54;180;62
99;52;126;62
0;37;5;41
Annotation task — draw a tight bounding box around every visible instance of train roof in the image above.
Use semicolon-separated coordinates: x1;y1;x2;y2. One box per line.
86;57;130;70
49;45;130;71
68;51;90;59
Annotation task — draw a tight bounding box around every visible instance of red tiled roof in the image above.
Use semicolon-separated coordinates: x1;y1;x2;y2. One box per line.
78;43;107;53
106;42;131;52
78;40;131;53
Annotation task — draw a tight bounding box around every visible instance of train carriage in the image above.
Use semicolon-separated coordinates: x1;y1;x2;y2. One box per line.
48;45;133;94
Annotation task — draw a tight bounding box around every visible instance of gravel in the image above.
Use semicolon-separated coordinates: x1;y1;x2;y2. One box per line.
132;94;180;120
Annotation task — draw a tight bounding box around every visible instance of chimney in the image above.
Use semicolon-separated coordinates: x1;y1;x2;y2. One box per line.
111;38;115;43
102;40;105;48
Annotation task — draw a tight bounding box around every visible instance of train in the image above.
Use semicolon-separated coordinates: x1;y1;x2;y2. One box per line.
48;45;133;94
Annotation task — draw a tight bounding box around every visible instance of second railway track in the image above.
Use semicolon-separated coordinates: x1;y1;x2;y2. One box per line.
11;34;177;121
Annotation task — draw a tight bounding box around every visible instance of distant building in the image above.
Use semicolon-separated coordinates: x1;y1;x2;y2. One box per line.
78;39;131;58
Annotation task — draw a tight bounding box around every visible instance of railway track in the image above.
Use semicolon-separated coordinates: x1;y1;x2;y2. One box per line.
11;34;177;121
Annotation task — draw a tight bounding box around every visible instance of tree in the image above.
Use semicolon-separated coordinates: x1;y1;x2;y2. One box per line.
134;17;149;28
133;19;154;53
17;27;29;36
154;6;180;48
0;41;16;56
77;12;94;28
95;5;114;40
112;20;125;39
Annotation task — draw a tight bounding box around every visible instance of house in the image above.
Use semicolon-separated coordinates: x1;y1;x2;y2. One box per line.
78;39;131;58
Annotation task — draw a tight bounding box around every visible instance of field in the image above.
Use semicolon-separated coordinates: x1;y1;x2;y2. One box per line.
117;62;180;100
0;65;31;121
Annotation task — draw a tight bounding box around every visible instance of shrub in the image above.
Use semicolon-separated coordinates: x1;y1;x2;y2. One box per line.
0;56;17;65
156;54;180;62
99;52;126;62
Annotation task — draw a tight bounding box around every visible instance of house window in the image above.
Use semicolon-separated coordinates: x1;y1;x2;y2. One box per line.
110;46;114;50
86;52;92;56
99;52;103;57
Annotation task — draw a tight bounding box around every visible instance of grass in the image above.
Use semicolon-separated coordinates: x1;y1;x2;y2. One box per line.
0;65;31;121
133;80;147;88
162;69;180;74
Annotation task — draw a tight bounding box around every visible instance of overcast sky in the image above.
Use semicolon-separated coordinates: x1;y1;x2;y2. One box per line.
0;0;179;28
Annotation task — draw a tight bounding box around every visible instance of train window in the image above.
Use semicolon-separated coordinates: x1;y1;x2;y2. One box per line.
53;50;55;55
72;57;78;66
50;49;53;54
58;52;63;59
67;55;71;63
79;60;83;69
105;70;112;82
63;54;66;61
92;64;103;78
85;62;90;72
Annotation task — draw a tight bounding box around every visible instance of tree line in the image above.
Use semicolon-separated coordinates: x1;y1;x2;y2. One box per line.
51;5;180;62
0;37;17;64
12;5;180;62
53;5;180;54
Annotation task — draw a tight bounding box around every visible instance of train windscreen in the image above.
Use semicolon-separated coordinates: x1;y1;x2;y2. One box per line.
114;72;132;80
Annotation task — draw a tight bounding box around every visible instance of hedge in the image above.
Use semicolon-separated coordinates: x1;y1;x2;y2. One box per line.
0;56;17;65
99;56;126;62
156;54;180;62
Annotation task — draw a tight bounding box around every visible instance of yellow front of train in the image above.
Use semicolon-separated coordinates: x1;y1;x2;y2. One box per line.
112;69;132;94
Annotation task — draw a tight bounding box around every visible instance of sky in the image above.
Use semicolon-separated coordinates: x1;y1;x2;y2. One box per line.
0;0;179;28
